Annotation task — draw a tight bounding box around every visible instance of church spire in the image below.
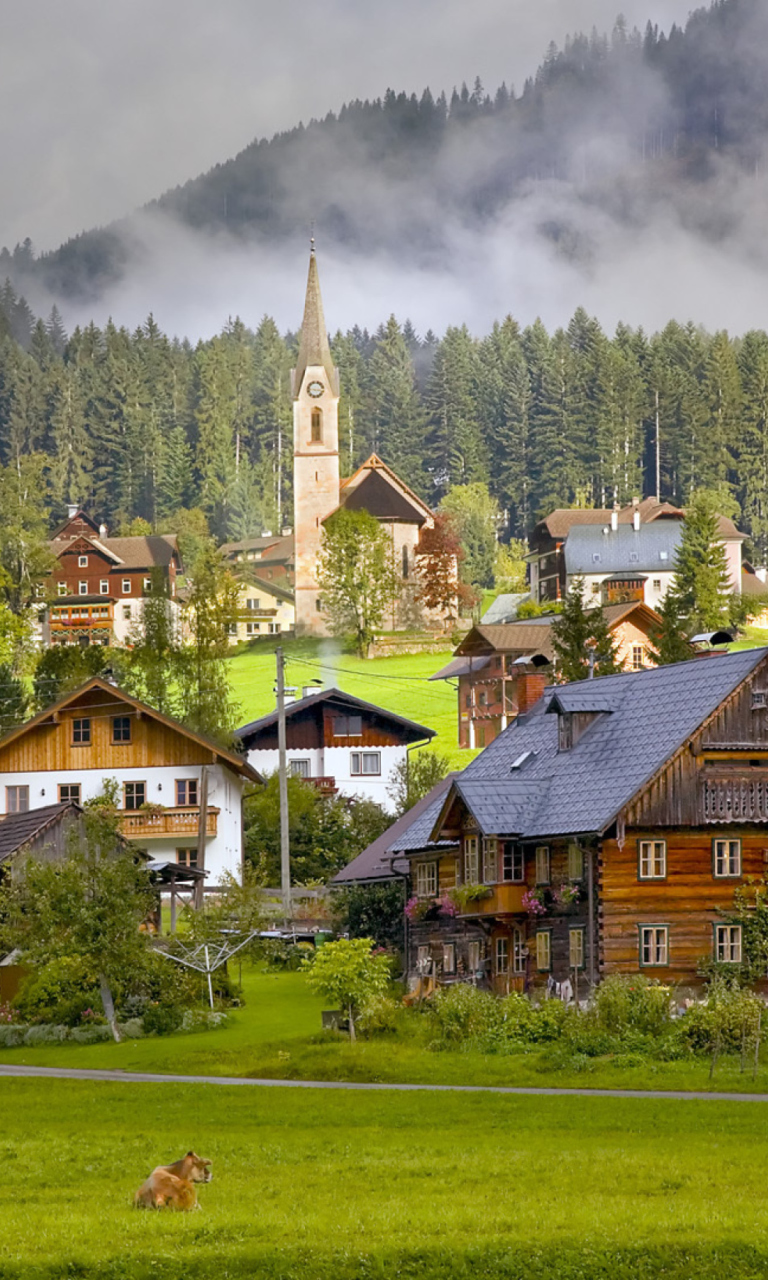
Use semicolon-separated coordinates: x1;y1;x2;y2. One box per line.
292;243;339;397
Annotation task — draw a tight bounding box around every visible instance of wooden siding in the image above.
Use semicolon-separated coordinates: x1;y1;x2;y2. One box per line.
321;708;408;748
0;692;219;774
600;828;768;983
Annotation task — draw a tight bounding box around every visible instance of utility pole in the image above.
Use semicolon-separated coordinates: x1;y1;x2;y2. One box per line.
276;647;291;924
194;765;208;909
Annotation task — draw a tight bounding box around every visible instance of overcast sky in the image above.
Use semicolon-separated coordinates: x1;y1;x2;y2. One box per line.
1;0;695;252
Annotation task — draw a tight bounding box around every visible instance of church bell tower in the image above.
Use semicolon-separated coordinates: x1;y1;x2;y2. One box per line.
291;245;341;635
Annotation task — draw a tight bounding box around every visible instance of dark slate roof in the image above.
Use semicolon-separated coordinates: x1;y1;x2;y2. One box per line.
429;655;491;681
438;648;768;840
337;469;428;525
481;593;531;624
547;689;615;714
387;775;461;855
237;687;434;746
332;777;458;884
448;778;549;836
564;522;681;575
0;802;78;864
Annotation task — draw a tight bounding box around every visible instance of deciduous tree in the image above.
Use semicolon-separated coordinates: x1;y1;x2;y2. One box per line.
318;508;397;657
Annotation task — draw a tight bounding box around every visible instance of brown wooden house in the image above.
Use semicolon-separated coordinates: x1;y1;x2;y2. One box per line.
384;647;768;991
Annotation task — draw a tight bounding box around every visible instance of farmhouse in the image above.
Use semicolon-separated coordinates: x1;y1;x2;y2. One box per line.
431;601;666;749
0;678;261;884
367;648;768;990
238;687;434;810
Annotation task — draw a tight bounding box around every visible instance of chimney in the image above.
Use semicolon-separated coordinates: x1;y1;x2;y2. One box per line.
67;503;78;518
99;523;108;538
633;510;640;532
517;671;549;715
302;685;323;699
610;508;618;532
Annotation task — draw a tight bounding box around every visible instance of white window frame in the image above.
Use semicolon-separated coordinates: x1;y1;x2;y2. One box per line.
415;861;438;899
713;838;741;879
535;845;550;885
501;842;524;882
496;936;509;975
512;927;526;974
78;581;88;595
289;759;311;779
57;582;67;596
122;604;131;619
6;785;29;814
99;580;109;595
442;943;456;975
631;644;645;670
350;751;381;777
246;622;260;635
638;839;666;880
482;837;498;884
715;924;742;963
122;579;131;593
535;930;552;971
464;836;479;885
143;577;151;592
78;555;88;567
568;843;584;881
569;927;585;970
640;925;668;967
467;940;483;974
417;945;432;975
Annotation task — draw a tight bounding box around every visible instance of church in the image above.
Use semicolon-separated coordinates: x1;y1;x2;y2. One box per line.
290;246;436;636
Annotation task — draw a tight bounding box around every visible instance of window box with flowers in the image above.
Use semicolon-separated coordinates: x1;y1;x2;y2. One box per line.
447;884;493;911
552;883;581;913
522;887;548;916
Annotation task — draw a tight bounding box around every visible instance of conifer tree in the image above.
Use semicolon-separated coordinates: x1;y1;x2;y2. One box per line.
552;578;621;682
367;316;427;495
649;590;692;665
671;489;732;631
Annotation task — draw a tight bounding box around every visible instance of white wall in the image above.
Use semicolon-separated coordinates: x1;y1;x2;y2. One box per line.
246;743;406;811
0;763;244;885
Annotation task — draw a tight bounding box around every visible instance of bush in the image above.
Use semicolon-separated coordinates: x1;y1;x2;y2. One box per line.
679;979;764;1054
13;957;101;1027
0;1024;28;1047
23;1024;69;1045
142;1003;184;1036
118;1018;146;1039
180;1009;229;1032
593;974;673;1037
429;985;506;1050
357;995;399;1037
69;1025;112;1044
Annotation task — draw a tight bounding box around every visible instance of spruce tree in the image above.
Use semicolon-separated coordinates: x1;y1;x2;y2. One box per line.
672;489;732;631
552;578;621;682
649;590;692;665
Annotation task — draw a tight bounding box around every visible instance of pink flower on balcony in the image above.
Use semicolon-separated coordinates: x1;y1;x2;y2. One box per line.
522;887;547;916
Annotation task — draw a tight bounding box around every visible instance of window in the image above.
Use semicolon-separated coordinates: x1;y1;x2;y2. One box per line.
246;598;261;611
478;690;487;707
476;727;486;748
482;837;498;884
143;578;151;592
122;579;131;593
501;842;524;882
752;691;767;710
78;581;88;595
99;580;109;595
652;579;661;591
289;760;310;779
122;605;131;620
176;779;199;805
629;551;639;563
592;553;601;564
112;716;131;744
535;931;552;971
512;927;526;974
631;644;645;670
402;545;409;579
124;782;146;810
467;940;482;974
227;623;237;636
332;714;363;738
591;582;600;594
58;783;81;803
452;857;461;887
442;943;456;974
464;836;479;884
638;839;666;880
558;714;573;751
715;924;742;963
496;936;509;975
350;752;381;776
72;718;91;745
6;786;29;813
713;838;741;878
310;408;322;442
417;945;432;974
569;927;585;970
57;582;67;596
246;622;260;635
78;555;88;567
640;925;668;966
659;551;668;561
568;843;584;881
416;861;437;898
535;845;550;885
177;848;198;869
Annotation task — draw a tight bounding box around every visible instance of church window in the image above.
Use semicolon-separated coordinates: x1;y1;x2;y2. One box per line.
311;408;322;442
402;545;409;578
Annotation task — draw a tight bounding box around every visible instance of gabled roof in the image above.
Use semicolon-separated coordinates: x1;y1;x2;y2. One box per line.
51;533;181;571
437;648;768;840
481;593;531;624
220;535;284;557
331;775;459;884
337;467;429;525
50;509;101;540
0;679;261;783
337;455;433;525
237;687;434;746
431;777;548;840
564;522;682;576
454;621;558;660
0;801;80;864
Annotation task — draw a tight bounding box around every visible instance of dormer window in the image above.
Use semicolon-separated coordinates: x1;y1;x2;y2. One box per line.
559;713;573;751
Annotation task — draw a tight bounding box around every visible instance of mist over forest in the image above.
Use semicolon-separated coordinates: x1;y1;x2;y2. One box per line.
2;0;768;339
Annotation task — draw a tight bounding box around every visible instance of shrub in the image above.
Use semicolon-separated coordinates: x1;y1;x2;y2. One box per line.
119;1018;146;1039
180;1009;229;1032
69;1025;112;1044
0;1024;28;1047
13;956;101;1027
679;979;764;1054
357;995;399;1037
593;974;673;1037
23;1024;69;1046
143;1003;184;1036
429;984;506;1050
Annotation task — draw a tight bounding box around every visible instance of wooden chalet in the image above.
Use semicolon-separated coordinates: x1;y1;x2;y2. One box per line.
431;602;666;749
384;648;768;991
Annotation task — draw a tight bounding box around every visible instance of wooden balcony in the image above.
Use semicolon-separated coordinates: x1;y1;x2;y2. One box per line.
460;884;526;917
119;806;219;839
311;777;338;797
702;776;768;823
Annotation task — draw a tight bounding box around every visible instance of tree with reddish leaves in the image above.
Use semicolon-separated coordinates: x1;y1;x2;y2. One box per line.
415;512;476;623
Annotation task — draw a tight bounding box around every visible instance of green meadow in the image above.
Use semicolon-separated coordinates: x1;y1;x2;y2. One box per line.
2;1076;768;1280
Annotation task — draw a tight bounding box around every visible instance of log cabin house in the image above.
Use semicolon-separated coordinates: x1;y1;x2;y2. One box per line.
0;678;261;885
385;648;768;991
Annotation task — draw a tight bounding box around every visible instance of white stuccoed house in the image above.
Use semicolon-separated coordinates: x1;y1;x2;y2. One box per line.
238;688;435;811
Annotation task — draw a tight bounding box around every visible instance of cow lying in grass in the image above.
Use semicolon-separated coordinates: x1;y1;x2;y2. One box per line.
134;1152;212;1210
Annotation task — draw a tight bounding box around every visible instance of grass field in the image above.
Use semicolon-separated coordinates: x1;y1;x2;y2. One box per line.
3;1077;768;1279
226;637;473;768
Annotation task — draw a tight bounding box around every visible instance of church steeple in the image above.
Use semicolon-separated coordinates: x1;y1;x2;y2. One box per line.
291;244;339;397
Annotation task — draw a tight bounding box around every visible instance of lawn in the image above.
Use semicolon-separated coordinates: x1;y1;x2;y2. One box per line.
3;1077;768;1279
226;637;474;769
7;968;768;1098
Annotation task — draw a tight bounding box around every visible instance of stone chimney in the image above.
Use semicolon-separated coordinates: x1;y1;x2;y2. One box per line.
517;671;550;715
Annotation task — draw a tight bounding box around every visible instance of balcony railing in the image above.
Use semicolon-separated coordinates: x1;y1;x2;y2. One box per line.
119;806;219;839
702;776;768;823
459;884;526;916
